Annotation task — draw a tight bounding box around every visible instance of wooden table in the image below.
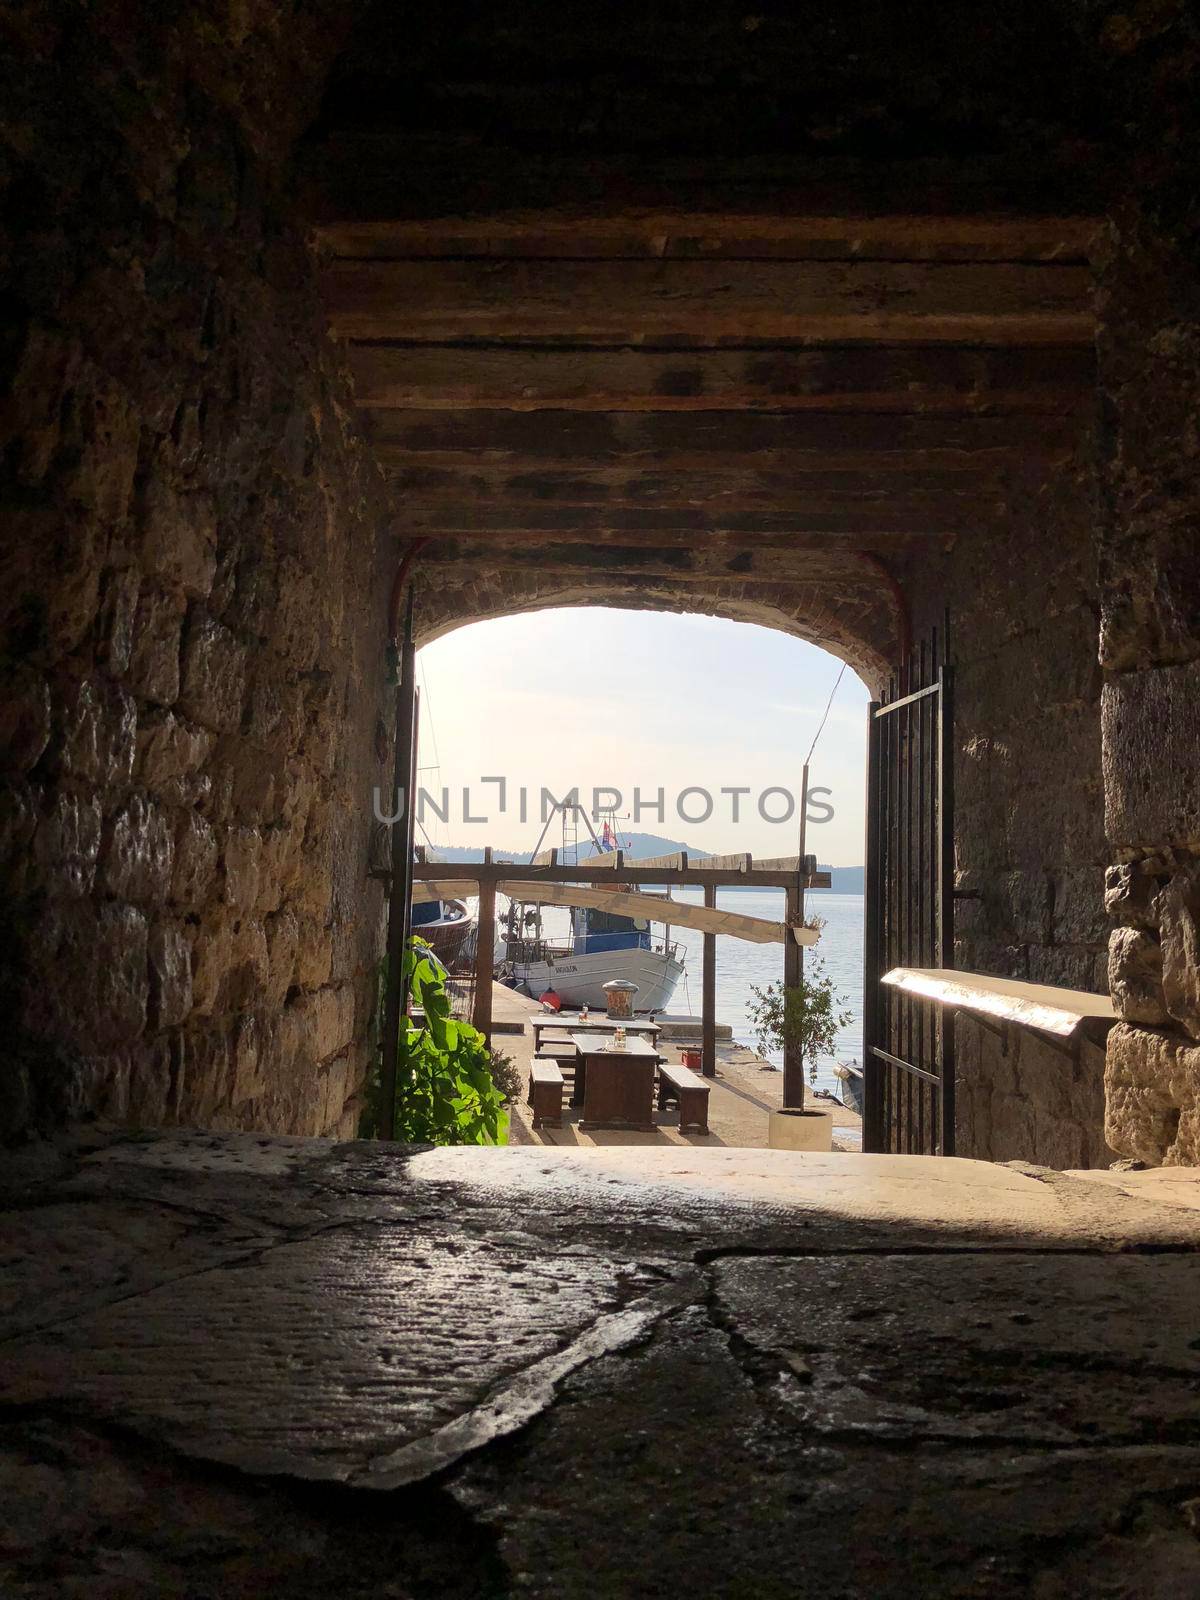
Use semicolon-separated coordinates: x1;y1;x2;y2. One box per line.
531;1014;661;1054
569;1032;660;1130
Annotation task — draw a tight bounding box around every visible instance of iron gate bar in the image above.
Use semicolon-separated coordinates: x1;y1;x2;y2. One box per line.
862;620;954;1156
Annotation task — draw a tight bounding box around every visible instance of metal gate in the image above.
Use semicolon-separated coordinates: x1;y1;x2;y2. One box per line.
862;626;954;1155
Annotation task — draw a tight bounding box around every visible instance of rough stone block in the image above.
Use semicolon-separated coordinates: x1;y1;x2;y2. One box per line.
320;1053;351;1132
95;567;140;676
271;557;322;671
231;1013;265;1107
290;984;352;1063
1099;520;1200;672
226;917;269;1010
127;584;185;705
0;666;52;776
1104;861;1161;929
1103;662;1200;849
1051;867;1108;946
101;793;174;903
1155;864;1200;1039
264;907;298;1007
254;826;286;914
55;676;137;787
1105;1022;1199;1166
221;826;262;910
63;369;140;525
0;783;40;892
171;812;219;907
175;1025;233;1124
33;791;103;896
29;901;149;1052
1027;946;1099;993
137;710;214;789
214;734;279;823
140;475;217;598
1002;870;1053;945
1108;927;1169;1025
178;613;247;732
127;1035;174;1127
188;909;232;1017
148;920;192;1029
6;323;83;484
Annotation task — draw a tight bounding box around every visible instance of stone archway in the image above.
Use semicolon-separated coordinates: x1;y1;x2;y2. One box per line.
411;569;895;695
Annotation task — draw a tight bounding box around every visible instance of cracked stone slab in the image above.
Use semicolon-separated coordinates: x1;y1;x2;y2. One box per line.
0;1219;686;1485
449;1304;1200;1600
2;1131;1199;1510
710;1252;1200;1449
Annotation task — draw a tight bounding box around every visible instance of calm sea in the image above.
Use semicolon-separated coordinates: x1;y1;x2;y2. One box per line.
532;889;864;1096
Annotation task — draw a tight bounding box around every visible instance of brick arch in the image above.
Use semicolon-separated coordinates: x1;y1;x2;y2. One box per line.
412;567;895;694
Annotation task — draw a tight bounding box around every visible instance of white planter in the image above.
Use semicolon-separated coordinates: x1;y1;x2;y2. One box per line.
768;1106;834;1152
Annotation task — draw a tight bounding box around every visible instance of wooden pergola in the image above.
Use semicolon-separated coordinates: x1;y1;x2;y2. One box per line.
415;845;830;1100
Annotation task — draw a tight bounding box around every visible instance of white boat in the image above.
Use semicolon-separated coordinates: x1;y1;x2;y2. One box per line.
498;896;684;1012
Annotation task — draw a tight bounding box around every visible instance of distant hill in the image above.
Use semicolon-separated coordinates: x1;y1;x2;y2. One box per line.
425;833;863;892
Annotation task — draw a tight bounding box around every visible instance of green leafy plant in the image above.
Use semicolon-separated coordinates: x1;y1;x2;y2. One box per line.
747;956;853;1108
486;1047;524;1105
367;940;508;1145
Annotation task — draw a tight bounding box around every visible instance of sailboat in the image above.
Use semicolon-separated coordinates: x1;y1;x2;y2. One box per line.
495;807;685;1012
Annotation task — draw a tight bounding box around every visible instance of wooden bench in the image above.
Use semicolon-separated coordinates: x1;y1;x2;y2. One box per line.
657;1062;710;1134
528;1061;564;1129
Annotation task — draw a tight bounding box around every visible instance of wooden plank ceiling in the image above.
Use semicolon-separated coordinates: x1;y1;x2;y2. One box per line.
317;206;1097;590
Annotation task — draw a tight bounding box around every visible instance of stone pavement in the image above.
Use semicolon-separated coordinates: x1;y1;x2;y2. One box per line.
2;1132;1199;1598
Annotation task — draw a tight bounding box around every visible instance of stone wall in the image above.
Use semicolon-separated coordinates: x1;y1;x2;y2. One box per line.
1097;209;1200;1165
0;4;394;1140
1090;10;1200;1167
906;442;1115;1167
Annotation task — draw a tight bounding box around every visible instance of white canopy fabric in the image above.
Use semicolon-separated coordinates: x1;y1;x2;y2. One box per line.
495;880;819;946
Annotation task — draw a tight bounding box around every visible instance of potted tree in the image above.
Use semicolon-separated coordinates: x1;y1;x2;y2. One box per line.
746;956;853;1152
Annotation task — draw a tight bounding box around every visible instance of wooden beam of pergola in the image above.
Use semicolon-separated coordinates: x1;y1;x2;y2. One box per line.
403;860;831;889
346;343;1094;414
324;259;1092;345
500;880;819;946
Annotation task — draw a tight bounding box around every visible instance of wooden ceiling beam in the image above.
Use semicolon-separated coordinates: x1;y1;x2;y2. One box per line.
398;505;982;539
301;138;1108;225
387;465;1005;504
369;408;1078;463
346;343;1093;414
318;212;1100;264
325;259;1092;346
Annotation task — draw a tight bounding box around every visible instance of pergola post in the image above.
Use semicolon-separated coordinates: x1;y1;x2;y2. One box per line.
473;847;495;1043
782;762;810;1110
702;882;717;1078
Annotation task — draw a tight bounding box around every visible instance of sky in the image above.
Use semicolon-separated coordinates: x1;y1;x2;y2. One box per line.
415;607;869;865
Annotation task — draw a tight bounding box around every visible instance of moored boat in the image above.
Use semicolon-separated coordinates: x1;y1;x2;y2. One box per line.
412;895;477;972
499;896;685;1012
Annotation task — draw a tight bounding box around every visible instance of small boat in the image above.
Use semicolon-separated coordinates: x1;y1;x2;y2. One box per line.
498;895;685;1012
833;1060;864;1115
411;895;477;972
